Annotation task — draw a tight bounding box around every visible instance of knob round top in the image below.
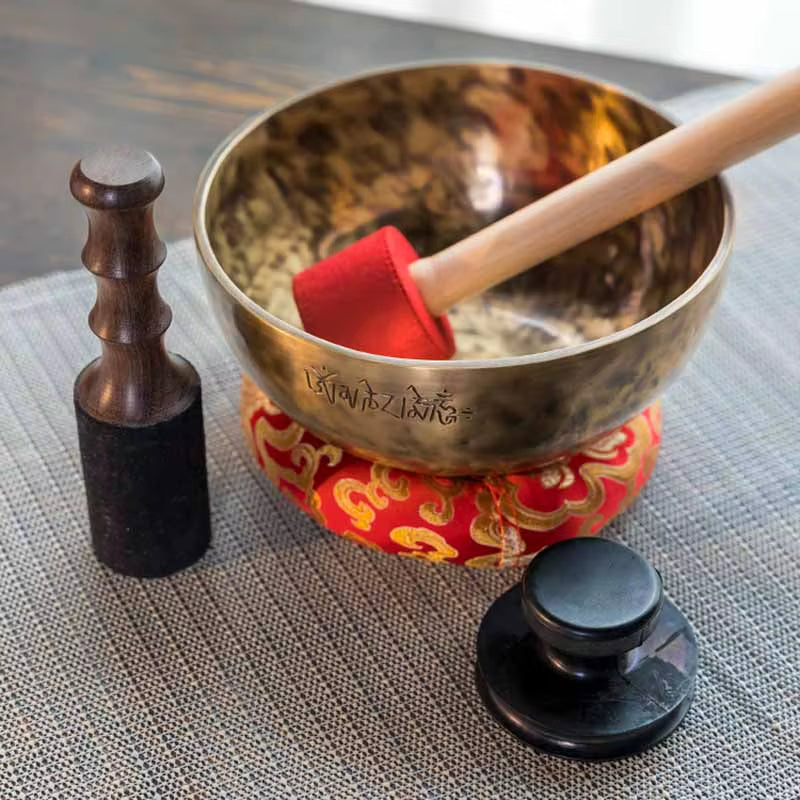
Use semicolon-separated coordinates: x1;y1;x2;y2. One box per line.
522;537;662;657
70;146;164;211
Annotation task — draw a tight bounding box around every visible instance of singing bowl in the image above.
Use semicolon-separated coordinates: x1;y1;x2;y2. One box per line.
194;61;732;476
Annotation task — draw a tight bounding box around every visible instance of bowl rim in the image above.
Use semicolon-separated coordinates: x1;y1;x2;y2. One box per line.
193;58;734;372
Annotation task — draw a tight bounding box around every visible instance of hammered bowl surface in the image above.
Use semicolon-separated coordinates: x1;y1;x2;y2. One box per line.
194;61;731;475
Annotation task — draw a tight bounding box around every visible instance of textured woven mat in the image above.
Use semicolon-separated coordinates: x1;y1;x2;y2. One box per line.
1;83;798;799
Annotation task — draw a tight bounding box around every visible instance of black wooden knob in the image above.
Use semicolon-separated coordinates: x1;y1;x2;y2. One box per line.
522;538;664;667
71;146;211;578
476;538;697;760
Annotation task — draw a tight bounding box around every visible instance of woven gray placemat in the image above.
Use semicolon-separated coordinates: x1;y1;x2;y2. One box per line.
1;82;798;799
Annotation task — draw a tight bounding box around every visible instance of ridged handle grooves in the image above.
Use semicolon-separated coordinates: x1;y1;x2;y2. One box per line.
70;146;195;424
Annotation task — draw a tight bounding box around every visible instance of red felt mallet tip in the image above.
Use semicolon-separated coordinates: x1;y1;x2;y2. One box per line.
292;226;456;360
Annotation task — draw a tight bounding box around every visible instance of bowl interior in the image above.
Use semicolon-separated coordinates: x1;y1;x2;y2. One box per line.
205;63;725;359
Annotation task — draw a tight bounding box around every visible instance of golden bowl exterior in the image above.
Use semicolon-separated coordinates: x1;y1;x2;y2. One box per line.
194;61;733;476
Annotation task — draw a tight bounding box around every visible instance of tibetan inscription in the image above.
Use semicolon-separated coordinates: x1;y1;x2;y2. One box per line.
304;366;473;425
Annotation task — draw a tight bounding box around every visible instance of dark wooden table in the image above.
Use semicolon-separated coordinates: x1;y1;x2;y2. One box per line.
0;0;734;285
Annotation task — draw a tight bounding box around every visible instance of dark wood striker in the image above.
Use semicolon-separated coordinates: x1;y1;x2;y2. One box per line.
70;146;210;577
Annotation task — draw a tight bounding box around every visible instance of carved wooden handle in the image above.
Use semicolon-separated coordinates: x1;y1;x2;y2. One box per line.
70;146;195;425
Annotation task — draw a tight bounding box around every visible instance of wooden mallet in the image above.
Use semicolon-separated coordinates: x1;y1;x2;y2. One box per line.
294;68;800;359
71;147;211;578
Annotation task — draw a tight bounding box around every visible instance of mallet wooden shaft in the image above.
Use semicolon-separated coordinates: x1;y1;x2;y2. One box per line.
411;68;800;316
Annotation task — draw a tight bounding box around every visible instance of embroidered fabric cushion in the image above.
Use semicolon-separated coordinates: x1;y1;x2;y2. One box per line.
240;374;661;567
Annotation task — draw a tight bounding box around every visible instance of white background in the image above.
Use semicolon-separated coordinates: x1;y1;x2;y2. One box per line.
298;0;798;78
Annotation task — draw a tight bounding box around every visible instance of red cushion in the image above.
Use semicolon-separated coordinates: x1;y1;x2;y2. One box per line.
241;374;662;568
